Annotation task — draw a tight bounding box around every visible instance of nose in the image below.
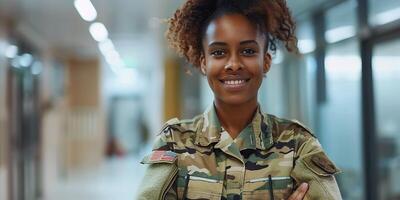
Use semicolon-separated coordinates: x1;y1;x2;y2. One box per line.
224;53;243;72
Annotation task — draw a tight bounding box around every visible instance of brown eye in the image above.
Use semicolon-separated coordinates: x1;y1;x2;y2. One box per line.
210;49;226;57
241;48;256;56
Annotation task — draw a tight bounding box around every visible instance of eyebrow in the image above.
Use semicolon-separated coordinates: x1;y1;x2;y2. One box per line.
208;41;226;47
208;40;259;47
240;40;258;45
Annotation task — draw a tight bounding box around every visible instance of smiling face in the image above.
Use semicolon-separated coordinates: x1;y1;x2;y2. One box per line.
201;13;271;106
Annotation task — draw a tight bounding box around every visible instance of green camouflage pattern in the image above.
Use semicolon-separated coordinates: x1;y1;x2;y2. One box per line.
141;105;342;200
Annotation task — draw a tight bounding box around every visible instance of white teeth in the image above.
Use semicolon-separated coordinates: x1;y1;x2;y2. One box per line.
224;80;245;85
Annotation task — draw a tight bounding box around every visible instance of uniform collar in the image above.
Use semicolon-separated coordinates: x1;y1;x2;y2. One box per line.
194;104;221;146
195;103;274;151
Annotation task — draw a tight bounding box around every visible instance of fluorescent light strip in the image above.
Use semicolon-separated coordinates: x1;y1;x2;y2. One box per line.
89;22;108;42
98;39;125;67
325;26;355;44
373;7;400;26
98;39;115;55
74;0;97;22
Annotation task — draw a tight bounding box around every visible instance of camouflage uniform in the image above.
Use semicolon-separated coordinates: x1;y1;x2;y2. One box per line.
137;105;342;200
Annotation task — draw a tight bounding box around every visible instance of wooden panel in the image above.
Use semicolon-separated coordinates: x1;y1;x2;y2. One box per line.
163;57;181;121
66;58;100;107
64;108;106;172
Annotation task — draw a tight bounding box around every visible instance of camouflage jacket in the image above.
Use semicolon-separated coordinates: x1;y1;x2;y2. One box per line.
137;105;342;200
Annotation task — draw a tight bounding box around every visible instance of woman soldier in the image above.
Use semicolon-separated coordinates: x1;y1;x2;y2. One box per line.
138;0;342;199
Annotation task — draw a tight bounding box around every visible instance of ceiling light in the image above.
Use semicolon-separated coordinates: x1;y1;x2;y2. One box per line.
98;39;115;55
5;45;18;58
31;61;43;75
105;51;124;67
98;39;124;66
19;53;33;67
74;0;97;22
89;22;108;42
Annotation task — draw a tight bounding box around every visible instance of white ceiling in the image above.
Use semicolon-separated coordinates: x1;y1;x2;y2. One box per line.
0;0;336;60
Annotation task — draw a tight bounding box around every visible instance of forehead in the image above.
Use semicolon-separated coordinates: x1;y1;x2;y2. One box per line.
204;14;263;44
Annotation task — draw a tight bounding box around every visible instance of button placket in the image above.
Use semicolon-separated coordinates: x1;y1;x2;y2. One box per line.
225;159;245;195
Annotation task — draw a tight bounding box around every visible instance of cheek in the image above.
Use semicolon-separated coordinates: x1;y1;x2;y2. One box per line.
205;59;225;78
206;58;226;70
243;58;264;77
205;70;217;90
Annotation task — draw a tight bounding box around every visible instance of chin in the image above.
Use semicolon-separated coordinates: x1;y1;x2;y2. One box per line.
216;94;255;106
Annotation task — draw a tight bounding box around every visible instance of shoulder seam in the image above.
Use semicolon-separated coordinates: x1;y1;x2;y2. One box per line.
291;119;316;138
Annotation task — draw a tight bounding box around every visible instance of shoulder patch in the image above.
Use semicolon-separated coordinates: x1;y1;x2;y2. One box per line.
150;150;177;162
141;150;177;164
303;151;341;176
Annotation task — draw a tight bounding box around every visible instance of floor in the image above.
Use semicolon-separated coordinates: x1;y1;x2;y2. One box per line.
43;154;147;200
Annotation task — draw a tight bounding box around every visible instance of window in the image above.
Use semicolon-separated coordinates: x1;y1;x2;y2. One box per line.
373;37;400;200
321;39;364;200
369;0;400;26
320;1;364;199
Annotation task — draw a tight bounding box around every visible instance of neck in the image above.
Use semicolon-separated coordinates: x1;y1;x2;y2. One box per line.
214;98;258;139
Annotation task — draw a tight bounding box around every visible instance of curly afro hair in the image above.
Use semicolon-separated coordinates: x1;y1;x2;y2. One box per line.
166;0;298;68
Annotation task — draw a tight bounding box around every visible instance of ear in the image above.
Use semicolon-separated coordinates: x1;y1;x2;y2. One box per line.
200;53;207;75
263;52;272;74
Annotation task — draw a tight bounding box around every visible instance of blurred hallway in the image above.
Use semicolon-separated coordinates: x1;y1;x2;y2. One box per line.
43;155;147;200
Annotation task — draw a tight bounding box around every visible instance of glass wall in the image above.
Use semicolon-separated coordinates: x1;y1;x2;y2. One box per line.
373;38;400;200
260;58;287;117
369;0;400;26
325;0;357;44
321;39;364;200
296;20;317;131
318;0;364;199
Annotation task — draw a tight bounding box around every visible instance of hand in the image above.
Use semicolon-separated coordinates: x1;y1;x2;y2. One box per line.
287;183;309;200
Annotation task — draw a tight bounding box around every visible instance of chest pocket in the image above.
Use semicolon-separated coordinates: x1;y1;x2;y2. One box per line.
183;175;223;200
242;176;293;200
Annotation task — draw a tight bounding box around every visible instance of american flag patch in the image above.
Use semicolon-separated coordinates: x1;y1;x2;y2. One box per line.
149;150;177;163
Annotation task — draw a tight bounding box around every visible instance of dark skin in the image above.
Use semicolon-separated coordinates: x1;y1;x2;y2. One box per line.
200;13;308;199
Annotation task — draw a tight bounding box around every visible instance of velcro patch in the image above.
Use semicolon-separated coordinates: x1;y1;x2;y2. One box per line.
303;151;341;176
150;150;177;163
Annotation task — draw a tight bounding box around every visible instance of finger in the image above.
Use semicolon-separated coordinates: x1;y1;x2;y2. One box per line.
288;186;299;200
295;183;309;199
287;183;308;200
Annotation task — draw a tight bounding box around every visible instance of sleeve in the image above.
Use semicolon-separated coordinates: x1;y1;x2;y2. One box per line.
290;129;343;200
136;129;179;200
